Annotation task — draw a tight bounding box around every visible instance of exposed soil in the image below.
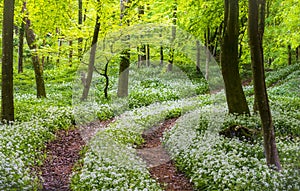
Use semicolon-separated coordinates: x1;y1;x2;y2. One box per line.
39;119;112;191
137;118;194;191
39;117;192;191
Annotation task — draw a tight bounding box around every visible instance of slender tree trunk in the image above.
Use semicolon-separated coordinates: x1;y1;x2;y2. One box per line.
139;45;146;66
18;1;26;74
24;9;46;98
69;40;73;65
196;40;201;73
160;29;164;66
248;0;281;170
81;7;101;100
296;46;299;62
221;0;250;115
78;0;83;59
167;1;177;72
288;44;292;65
117;0;130;97
146;44;150;66
205;28;210;80
56;38;62;64
160;46;164;66
2;0;15;122
138;5;146;67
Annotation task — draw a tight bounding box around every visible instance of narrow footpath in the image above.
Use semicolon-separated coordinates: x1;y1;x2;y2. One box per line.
137;118;194;191
39;120;112;191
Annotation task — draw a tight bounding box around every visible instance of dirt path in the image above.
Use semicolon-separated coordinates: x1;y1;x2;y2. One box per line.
137;118;194;191
39;120;112;191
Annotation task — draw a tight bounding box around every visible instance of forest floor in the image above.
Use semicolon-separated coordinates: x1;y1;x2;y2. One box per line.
39;120;112;191
39;118;193;190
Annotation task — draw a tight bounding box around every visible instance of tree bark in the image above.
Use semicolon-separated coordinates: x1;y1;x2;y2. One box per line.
196;40;201;73
138;5;146;67
248;0;281;170
18;1;26;74
296;46;299;62
1;0;15;122
160;29;164;66
69;40;73;65
146;44;150;66
221;0;250;115
78;0;83;59
81;6;101;100
167;1;177;72
288;44;292;65
117;0;130;97
24;8;46;98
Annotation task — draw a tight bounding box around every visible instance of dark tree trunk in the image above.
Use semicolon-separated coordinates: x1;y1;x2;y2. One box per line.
138;5;146;67
102;60;109;99
196;40;201;73
117;0;130;97
296;46;299;62
25;10;46;98
139;45;146;66
78;0;83;59
221;0;249;115
288;44;292;65
1;0;15;122
18;1;26;74
160;29;164;66
205;27;211;80
248;0;281;170
167;1;177;72
81;8;101;100
56;38;62;64
146;44;150;66
160;46;164;66
69;40;73;65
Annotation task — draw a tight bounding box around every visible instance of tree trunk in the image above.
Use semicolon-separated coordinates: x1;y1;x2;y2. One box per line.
296;46;299;62
138;5;146;67
146;44;150;66
167;1;177;72
160;30;164;66
18;1;26;74
288;44;292;65
24;10;46;98
117;0;130;97
1;0;15;122
56;38;62;64
69;40;73;65
78;0;83;59
117;50;130;97
139;45;146;66
81;8;101;100
221;0;249;115
196;40;201;73
248;0;281;170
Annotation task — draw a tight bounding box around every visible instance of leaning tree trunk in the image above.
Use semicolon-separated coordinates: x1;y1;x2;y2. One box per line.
248;0;281;170
24;12;46;98
221;0;250;115
2;0;15;122
81;6;101;101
